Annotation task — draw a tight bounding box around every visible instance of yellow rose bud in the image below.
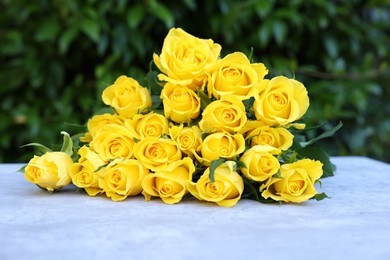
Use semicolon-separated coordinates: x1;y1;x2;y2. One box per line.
102;75;152;118
80;113;126;143
199;96;247;133
142;157;195;204
125;112;169;139
98;159;149;201
169;124;202;156
239;145;280;182
260;159;323;203
240;120;293;151
70;146;106;196
160;83;201;123
187;161;244;207
89;124;136;161
253;76;309;126
207;52;268;100
153;28;221;88
24;152;73;192
193;132;245;166
134;137;182;172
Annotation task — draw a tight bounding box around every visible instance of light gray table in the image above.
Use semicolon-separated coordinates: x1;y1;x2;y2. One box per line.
1;156;389;260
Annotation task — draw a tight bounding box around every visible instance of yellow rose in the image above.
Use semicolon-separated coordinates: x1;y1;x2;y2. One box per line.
98;159;149;201
260;159;323;203
199;96;247;133
239;145;280;182
102;75;152;118
193;132;245;166
160;83;201;123
141;157;195;204
187;161;244;207
70;146;106;196
253;76;309;126
240;120;293;151
134;137;182;172
207;52;268;100
153;28;221;88
89;124;136;161
125;112;169;139
169;124;202;156
24;152;73;192
80;113;126;143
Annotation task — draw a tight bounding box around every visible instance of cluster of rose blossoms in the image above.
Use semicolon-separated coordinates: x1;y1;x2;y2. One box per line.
24;28;325;207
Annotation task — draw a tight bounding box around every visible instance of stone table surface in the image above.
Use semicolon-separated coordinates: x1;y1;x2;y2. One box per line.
1;156;390;260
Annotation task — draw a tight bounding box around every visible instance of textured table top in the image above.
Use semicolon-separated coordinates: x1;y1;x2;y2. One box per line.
1;156;390;260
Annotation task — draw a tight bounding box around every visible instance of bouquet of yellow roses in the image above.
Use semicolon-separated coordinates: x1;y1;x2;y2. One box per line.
23;28;340;207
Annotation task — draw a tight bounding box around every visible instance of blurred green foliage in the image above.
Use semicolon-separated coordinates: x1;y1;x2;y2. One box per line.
1;0;390;162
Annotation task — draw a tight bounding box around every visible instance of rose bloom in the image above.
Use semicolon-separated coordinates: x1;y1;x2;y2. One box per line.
260;159;323;203
160;83;200;123
187;161;244;207
134;137;182;172
207;52;268;100
70;146;106;196
169;124;202;156
153;28;221;89
199;96;247;133
99;159;149;202
125;112;169;139
193;132;245;166
24;152;73;192
80;113;126;143
89;124;136;161
239;145;280;182
240;120;293;151
102;75;152;118
142;157;195;204
253;76;309;126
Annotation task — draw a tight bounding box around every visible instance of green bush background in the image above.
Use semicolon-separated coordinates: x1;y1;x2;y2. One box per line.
1;0;390;163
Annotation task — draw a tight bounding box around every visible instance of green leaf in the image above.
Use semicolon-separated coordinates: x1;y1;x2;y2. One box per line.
288;151;297;163
183;0;197;10
312;192;330;201
59;28;78;54
273;20;287;46
127;4;145;29
17;165;27;173
300;121;343;147
248;47;254;62
255;0;273;18
149;0;174;28
20;143;52;154
243;97;255;117
2;31;23;55
274;169;282;178
201;132;211;140
35;18;60;42
236;160;247;169
242;178;277;203
209;158;226;183
242;177;261;201
257;21;272;48
80;18;100;42
146;70;163;96
94;164;107;173
60;131;73;157
324;37;338;58
151;95;162;110
296;146;335;178
197;89;212;110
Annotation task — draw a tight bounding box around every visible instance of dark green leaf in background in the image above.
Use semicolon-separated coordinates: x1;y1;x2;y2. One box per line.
1;0;390;163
